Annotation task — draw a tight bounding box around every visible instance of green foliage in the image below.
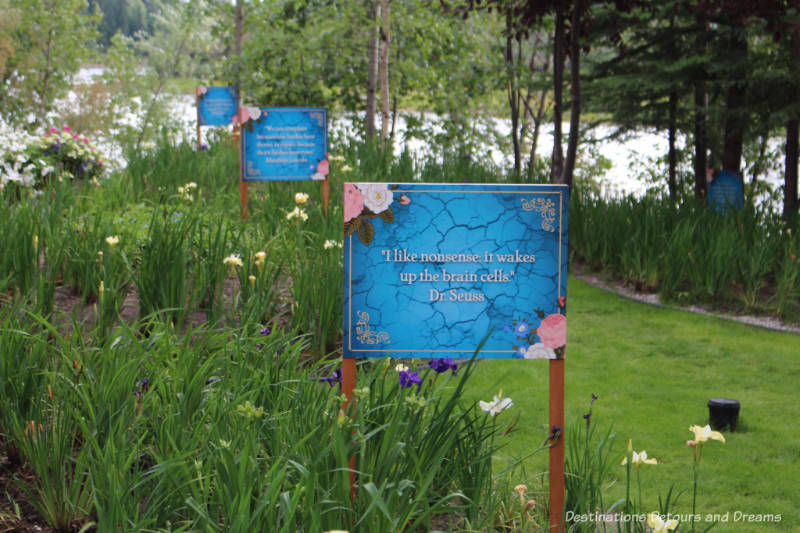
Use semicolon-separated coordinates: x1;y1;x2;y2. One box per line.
0;0;100;124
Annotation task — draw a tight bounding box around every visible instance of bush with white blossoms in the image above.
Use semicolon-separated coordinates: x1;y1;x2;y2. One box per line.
0;119;40;189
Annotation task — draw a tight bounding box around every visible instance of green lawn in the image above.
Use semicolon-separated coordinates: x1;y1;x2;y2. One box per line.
463;276;800;532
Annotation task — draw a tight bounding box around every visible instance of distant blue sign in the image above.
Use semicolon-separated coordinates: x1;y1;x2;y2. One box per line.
196;86;238;127
343;183;569;359
708;170;744;214
241;107;328;181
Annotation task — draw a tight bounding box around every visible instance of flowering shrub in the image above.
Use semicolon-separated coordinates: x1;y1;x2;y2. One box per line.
30;126;106;182
0;120;39;189
0;122;106;192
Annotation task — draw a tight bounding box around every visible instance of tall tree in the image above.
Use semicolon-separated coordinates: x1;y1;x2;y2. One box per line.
1;0;100;125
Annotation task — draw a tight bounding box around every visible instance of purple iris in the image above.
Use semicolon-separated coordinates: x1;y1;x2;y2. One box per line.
428;358;458;376
398;370;422;392
323;368;342;387
260;327;271;336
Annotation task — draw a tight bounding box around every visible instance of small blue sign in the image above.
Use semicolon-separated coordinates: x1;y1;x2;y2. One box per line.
241;107;328;181
343;183;569;359
196;86;238;127
708;170;744;214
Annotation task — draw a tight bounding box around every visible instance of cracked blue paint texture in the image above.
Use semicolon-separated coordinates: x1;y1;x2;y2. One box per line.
243;107;327;180
197;87;238;126
343;183;568;358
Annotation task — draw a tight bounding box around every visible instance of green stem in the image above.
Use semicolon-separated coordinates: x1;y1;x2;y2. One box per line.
637;467;642;517
691;455;699;533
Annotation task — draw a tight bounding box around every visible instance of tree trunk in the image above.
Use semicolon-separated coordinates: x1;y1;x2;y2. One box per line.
721;31;747;173
786;119;799;223
234;0;243;104
562;0;583;190
379;0;390;145
693;18;708;199
365;0;379;139
668;90;677;202
506;6;521;176
550;3;565;184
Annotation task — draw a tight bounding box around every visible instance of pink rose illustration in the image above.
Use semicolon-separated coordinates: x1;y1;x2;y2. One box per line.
317;159;329;176
239;107;250;124
538;313;566;349
344;183;365;222
399;194;410;205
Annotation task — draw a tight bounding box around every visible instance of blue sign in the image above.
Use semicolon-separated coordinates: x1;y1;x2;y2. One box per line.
196;86;238;127
343;183;569;359
241;107;328;181
708;170;744;214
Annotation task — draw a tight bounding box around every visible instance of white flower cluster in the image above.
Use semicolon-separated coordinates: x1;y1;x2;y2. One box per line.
0;119;40;189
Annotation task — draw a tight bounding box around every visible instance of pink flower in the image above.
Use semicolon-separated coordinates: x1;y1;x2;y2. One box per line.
344;183;365;222
63;125;71;132
83;137;89;143
558;296;566;308
399;194;411;205
73;133;79;138
239;107;250;124
50;127;57;133
317;159;329;176
538;313;566;349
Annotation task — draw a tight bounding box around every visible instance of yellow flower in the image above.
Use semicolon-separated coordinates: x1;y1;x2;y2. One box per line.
248;275;256;286
223;254;243;268
689;424;726;444
394;363;408;373
286;206;308;221
294;192;309;205
324;240;341;249
647;512;678;533
185;182;198;190
621;450;657;467
254;251;267;268
98;280;104;299
105;235;119;247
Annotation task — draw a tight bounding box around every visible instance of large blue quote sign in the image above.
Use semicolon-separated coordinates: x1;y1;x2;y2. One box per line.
196;86;238;126
343;183;568;359
241;107;328;181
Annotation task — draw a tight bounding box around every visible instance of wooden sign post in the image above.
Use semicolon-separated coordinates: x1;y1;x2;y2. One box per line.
341;182;569;528
239;107;329;219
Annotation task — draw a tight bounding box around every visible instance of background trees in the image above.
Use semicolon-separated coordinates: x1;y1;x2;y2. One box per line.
0;0;799;219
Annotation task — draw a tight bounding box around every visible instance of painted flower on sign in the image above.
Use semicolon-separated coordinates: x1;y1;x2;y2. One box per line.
523;343;556;360
344;183;407;246
358;183;393;214
538;313;566;349
343;183;365;223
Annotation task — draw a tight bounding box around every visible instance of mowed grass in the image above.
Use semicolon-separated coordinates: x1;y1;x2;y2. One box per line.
462;276;800;531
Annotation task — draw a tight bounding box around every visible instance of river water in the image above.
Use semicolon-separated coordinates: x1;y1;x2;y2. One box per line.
67;67;783;203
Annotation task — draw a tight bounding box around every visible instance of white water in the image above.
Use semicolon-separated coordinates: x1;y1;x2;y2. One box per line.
67;67;782;202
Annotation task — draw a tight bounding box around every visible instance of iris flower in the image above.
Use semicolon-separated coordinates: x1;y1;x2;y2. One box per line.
621;450;657;467
398;369;422;392
689;424;726;444
647;512;678;533
479;391;513;416
223;254;243;267
428;358;457;375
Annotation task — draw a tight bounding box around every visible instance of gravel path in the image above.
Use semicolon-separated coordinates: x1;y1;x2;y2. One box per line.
574;272;800;336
